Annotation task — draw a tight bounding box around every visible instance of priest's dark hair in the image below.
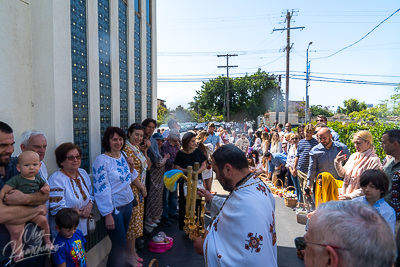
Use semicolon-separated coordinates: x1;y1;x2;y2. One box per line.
212;144;248;171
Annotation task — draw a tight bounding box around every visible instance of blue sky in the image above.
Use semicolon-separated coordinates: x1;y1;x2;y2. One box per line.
156;1;400;112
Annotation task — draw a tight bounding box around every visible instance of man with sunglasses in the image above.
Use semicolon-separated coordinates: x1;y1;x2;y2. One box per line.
0;122;48;266
296;201;395;267
316;115;340;141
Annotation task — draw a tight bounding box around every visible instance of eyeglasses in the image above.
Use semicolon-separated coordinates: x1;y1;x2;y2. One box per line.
291;138;299;140
294;237;349;251
66;155;81;161
316;119;325;122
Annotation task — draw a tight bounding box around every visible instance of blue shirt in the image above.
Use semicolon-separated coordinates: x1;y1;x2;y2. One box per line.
330;128;340;141
307;141;350;186
53;229;87;267
353;197;396;234
268;153;287;173
296;138;319;172
204;132;220;149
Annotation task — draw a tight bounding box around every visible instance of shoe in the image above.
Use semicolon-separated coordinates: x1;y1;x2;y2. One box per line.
169;214;179;222
135;238;144;250
160;217;172;227
145;219;157;227
153;218;160;224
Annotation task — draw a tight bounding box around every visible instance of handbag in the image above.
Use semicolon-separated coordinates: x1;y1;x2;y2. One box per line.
87;213;96;235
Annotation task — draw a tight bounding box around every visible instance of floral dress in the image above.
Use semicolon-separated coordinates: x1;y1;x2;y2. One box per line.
124;141;148;240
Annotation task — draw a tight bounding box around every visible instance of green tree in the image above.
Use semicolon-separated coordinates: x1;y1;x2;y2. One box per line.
337;98;367;115
157;106;171;125
310;105;333;117
196;69;282;121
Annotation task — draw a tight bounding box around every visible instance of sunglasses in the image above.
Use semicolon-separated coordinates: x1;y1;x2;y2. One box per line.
66;155;81;161
316;119;325;122
291;138;299;140
133;125;145;130
294;237;349;251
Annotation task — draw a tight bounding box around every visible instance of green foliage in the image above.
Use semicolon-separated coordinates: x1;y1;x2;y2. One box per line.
203;113;212;121
215;115;224;122
327;121;400;160
196;69;282;121
157;106;171;125
310;105;333;117
348;101;389;122
338;98;368;115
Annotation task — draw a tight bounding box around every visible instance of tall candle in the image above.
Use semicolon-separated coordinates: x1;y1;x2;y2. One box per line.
185;166;192;217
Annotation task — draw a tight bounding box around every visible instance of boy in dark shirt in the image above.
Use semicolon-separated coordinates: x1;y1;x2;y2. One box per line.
52;208;87;267
0;151;52;261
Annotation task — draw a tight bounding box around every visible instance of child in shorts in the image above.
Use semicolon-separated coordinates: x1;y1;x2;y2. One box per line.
0;151;53;261
52;208;87;267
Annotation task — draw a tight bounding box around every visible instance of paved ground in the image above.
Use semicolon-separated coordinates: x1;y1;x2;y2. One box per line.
98;177;305;267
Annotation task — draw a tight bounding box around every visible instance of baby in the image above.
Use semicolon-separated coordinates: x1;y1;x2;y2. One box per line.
0;151;53;261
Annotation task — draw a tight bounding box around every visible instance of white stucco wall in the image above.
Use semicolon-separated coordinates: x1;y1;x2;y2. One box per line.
1;0;157;173
0;0;34;143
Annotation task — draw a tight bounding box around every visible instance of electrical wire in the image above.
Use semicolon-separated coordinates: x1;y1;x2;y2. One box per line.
311;8;400;60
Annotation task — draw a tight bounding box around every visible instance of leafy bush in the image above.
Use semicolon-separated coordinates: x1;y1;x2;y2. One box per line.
327;121;400;160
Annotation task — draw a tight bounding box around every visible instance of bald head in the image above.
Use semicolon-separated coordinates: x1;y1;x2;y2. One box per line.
318;127;332;148
17;151;41;178
18;150;40;163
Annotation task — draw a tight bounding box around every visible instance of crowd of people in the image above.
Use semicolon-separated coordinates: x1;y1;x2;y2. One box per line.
1;114;400;267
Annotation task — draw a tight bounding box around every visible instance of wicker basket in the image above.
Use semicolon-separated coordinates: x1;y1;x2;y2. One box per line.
284;186;297;207
272;179;283;195
258;173;268;183
148;259;158;267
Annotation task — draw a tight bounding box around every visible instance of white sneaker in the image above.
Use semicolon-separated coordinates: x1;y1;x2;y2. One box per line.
153;219;160;224
145;220;157;227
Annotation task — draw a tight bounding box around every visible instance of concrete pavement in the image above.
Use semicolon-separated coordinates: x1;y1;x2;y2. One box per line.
97;177;305;267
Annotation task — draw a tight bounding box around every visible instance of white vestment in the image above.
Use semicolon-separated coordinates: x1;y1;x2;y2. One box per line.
204;173;277;267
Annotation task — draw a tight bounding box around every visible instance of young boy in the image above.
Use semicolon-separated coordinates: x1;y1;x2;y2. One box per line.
353;169;396;234
0;151;52;261
52;208;87;267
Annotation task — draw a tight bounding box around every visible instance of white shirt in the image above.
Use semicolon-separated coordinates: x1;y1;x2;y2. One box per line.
92;153;138;216
39;162;49;220
48;168;94;236
204;174;277;266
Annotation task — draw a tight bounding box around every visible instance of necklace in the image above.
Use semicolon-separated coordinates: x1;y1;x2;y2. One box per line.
105;151;120;158
62;169;78;180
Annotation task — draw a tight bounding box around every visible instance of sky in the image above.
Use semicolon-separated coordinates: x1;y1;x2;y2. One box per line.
156;1;400;113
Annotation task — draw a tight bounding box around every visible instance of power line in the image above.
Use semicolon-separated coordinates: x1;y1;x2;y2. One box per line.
312;8;400;60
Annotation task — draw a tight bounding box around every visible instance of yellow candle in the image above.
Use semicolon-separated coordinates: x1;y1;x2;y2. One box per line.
185;166;192;217
190;163;199;222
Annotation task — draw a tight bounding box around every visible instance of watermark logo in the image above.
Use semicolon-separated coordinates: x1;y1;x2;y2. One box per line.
2;223;63;266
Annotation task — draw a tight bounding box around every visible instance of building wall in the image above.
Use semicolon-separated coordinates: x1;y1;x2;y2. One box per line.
1;0;157;264
0;0;157;174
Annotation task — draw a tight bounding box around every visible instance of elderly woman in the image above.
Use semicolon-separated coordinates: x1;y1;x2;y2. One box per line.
123;123;151;266
49;143;94;238
145;133;169;226
335;130;382;200
93;127;139;267
229;131;239;144
174;132;207;229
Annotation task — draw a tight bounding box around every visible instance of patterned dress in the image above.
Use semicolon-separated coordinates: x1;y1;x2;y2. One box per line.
124;141;148;240
146;155;165;219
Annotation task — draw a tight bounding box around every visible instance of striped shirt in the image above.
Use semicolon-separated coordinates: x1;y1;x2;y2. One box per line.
296;138;318;172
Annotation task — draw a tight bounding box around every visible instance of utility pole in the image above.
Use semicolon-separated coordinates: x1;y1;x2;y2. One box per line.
305;42;313;124
273;10;304;124
276;75;281;124
217;54;238;122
